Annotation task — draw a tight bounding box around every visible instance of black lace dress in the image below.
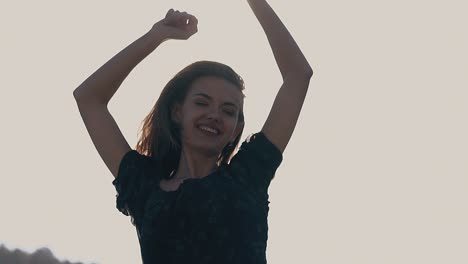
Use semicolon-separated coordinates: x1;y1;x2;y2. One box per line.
112;132;283;264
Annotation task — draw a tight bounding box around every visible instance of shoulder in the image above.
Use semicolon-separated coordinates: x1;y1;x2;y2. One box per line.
113;149;163;199
231;132;283;166
112;149;163;221
227;132;283;192
118;150;162;176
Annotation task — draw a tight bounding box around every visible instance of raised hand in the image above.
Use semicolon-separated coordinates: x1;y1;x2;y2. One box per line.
150;9;198;41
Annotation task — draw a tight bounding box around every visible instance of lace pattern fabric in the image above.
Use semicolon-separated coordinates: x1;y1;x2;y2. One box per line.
112;132;283;263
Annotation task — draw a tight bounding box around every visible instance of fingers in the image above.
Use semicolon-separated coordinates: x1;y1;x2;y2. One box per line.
186;14;198;26
165;9;197;26
158;8;198;40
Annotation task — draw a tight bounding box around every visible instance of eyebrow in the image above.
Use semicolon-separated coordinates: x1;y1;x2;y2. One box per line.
193;93;239;109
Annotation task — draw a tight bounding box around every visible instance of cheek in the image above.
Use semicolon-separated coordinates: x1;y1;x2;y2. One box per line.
225;118;240;134
177;115;193;134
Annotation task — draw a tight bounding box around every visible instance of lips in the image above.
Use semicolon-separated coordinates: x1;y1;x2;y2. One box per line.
197;124;221;136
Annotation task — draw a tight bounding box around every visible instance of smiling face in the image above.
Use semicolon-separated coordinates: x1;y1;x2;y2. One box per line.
171;76;245;157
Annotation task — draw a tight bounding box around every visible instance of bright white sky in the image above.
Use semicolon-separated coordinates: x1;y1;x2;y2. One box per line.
1;0;467;263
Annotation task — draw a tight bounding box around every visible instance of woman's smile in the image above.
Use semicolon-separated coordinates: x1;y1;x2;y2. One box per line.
197;125;220;136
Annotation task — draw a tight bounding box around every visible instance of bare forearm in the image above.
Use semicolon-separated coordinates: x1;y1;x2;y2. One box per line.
247;0;312;79
73;30;165;105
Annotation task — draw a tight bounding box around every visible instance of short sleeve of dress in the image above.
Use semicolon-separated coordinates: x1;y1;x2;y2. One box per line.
111;150;158;225
229;132;283;193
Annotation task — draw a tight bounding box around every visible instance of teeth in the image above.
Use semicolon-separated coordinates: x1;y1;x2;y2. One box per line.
199;125;218;135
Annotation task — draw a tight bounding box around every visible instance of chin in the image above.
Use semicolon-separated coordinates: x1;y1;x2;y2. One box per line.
196;145;222;157
183;131;228;156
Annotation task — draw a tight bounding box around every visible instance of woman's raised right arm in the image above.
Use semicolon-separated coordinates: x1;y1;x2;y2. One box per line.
73;9;198;178
72;31;164;104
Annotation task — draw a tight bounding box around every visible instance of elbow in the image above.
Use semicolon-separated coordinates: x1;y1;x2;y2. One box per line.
73;88;105;105
284;66;313;80
73;89;88;103
304;67;313;79
302;64;313;78
72;89;81;101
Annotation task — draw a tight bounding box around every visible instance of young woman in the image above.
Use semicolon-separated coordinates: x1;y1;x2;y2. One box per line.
74;1;312;263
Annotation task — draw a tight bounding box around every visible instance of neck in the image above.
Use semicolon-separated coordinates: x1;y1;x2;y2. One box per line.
172;147;219;179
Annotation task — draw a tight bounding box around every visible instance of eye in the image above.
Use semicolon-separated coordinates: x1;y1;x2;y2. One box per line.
223;108;236;116
195;101;208;106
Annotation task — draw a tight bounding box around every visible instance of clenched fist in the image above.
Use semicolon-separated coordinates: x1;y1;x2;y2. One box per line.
150;9;198;41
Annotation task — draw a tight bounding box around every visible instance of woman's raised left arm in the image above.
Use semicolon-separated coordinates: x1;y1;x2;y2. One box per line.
248;0;313;153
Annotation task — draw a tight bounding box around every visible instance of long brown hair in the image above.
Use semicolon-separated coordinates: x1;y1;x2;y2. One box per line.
136;61;245;179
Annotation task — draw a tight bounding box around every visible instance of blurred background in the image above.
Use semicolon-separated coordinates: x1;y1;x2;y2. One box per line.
1;0;467;263
0;244;95;264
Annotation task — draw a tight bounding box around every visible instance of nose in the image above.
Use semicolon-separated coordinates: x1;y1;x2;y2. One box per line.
207;108;221;122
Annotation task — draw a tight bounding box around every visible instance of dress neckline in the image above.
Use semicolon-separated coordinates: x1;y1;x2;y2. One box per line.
157;167;220;194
